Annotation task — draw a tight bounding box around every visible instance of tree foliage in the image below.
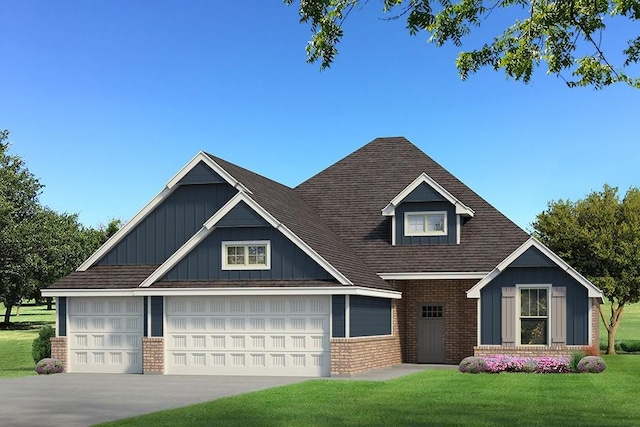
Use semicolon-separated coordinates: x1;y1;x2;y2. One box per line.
285;0;640;89
533;184;640;354
0;131;115;325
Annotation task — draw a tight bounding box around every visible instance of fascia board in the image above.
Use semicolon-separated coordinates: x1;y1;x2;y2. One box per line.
77;186;174;271
42;286;401;299
466;237;605;301
382;172;474;218
378;272;489;280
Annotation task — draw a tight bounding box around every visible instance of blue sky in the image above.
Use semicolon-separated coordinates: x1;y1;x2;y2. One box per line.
1;1;638;231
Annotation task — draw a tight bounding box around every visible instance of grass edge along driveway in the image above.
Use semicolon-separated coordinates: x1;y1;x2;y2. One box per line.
97;355;639;427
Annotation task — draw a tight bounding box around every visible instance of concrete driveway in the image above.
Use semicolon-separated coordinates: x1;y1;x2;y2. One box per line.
0;374;311;427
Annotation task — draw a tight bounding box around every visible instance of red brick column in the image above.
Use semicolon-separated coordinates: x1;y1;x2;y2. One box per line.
50;337;67;371
142;338;164;374
592;298;601;348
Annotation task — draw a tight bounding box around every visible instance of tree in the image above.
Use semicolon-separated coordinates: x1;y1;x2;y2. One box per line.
284;0;640;89
533;184;640;354
0;131;115;324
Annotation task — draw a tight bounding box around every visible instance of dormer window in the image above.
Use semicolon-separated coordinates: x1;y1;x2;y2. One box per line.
405;212;447;236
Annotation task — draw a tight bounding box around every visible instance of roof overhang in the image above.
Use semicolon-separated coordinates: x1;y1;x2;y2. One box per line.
41;286;401;299
466;237;605;302
382;172;475;217
378;272;488;280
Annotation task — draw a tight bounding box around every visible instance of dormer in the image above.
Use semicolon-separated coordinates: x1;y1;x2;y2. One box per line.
382;173;474;245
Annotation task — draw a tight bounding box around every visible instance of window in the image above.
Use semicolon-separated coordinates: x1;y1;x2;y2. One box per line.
519;288;548;345
222;241;270;270
404;212;447;236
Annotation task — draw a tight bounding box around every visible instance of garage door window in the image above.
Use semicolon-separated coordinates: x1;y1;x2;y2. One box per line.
222;241;270;270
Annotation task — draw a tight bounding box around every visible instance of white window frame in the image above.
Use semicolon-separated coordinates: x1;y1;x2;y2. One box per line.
516;284;552;346
222;240;271;270
404;211;448;237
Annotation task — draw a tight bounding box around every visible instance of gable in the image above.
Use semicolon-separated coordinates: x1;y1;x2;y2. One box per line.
510;246;557;268
97;183;237;265
216;201;270;228
402;182;447;203
176;160;227;185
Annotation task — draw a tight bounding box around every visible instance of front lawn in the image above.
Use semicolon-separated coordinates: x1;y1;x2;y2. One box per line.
98;355;639;427
0;302;55;378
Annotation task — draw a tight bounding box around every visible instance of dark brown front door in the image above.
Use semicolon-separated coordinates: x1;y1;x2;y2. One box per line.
418;304;445;363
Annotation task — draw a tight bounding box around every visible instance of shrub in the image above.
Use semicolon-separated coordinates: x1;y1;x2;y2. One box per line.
619;340;640;353
31;325;55;363
570;352;586;372
459;357;488;373
577;356;606;373
35;358;64;375
536;356;571;373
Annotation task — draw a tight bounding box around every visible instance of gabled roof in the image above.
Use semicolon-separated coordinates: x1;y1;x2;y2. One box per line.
466;237;605;301
382;172;475;217
77;152;248;271
295;137;530;273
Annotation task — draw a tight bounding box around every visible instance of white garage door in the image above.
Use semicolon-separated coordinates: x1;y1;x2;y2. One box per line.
165;296;331;376
67;297;143;374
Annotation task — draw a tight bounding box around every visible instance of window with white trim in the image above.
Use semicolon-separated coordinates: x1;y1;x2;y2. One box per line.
404;211;447;236
222;241;270;270
519;287;549;345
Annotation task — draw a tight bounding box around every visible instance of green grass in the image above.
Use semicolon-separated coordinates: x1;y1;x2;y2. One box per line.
97;355;640;427
599;301;640;350
0;302;55;378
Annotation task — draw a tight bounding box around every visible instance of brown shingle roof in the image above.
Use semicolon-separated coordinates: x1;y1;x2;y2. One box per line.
295;137;529;273
206;154;394;291
46;265;160;289
152;280;339;288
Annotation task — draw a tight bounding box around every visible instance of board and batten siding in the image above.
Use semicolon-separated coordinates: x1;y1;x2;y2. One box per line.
330;295;392;338
162;226;335;281
98;183;237;266
396;201;457;245
480;266;589;345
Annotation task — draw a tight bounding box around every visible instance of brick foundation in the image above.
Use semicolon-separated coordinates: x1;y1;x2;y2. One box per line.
330;301;402;375
50;337;67;371
142;338;164;374
474;345;592;357
392;279;478;364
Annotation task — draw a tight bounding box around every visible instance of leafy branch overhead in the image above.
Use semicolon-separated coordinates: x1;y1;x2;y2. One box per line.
284;0;640;89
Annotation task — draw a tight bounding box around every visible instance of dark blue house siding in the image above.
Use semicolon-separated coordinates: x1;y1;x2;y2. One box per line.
350;296;392;337
177;161;227;185
150;296;163;337
57;297;67;337
332;295;346;338
403;183;448;203
480;266;589;345
162;226;335;281
98;183;237;265
510;247;557;268
396;201;457;245
216;201;270;228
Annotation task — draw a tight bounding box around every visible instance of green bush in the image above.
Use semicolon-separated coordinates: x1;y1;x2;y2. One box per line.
36;358;64;374
619;340;640;353
31;325;55;363
569;352;586;373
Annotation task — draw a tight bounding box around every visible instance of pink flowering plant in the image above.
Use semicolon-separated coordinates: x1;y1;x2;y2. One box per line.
460;355;571;374
36;358;64;375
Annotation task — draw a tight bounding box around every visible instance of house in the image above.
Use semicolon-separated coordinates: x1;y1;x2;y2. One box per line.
42;137;604;376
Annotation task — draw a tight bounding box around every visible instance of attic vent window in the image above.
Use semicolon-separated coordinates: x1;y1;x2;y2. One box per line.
404;212;447;236
222;241;270;270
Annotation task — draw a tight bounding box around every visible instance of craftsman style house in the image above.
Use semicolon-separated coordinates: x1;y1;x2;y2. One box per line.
43;137;603;376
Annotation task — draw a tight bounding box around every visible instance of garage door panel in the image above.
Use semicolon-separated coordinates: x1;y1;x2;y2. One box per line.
68;297;143;374
166;296;330;376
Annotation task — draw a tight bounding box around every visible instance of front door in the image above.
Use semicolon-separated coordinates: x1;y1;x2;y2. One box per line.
418;303;445;363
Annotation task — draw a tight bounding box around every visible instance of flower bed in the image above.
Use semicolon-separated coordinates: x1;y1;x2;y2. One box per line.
459;355;571;374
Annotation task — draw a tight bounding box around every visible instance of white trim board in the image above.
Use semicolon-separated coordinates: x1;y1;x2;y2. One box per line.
381;172;475;217
378;272;488;280
138;191;353;287
41;286;402;299
77;152;249;271
466;237;605;302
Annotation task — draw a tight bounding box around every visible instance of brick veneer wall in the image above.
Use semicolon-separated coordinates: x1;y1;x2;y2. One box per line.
330;301;402;375
50;337;67;370
391;279;478;364
475;297;603;357
142;338;164;374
